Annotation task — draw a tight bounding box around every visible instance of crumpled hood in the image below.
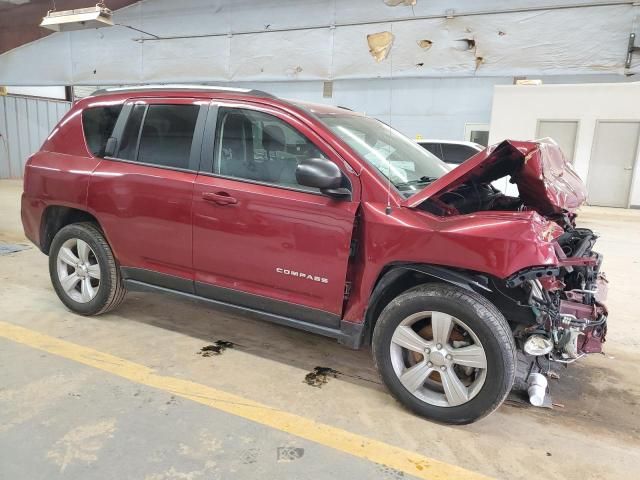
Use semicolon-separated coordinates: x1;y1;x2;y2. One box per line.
403;139;587;216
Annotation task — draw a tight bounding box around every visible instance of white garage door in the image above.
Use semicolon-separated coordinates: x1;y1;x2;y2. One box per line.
587;121;640;208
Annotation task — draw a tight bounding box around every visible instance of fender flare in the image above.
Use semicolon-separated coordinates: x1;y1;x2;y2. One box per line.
362;263;492;342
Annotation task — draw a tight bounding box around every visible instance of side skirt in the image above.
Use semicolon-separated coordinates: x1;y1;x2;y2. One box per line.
123;279;364;349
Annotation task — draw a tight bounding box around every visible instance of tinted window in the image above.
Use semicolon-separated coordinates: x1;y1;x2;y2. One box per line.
215;108;327;191
82;105;122;156
440;144;479;164
117;104;200;170
117;104;145;161
419;142;442;159
137;105;199;169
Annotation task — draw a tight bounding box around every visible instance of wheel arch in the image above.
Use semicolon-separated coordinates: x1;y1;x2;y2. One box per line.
40;205;103;255
362;263;493;345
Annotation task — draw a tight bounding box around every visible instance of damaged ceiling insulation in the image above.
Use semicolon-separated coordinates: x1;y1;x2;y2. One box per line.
367;31;395;62
384;0;417;6
0;0;637;84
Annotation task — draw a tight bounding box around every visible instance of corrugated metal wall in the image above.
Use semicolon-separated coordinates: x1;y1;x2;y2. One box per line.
0;94;71;179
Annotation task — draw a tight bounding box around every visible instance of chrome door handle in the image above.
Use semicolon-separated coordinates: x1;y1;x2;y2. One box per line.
202;192;238;205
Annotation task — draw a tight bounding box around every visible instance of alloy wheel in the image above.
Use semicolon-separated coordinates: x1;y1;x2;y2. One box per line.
56;238;101;303
389;311;487;407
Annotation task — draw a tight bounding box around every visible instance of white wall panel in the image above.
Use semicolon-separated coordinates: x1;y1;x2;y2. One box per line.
141;0;228;36
142;36;231;82
333;0;619;23
228;0;334;31
489;82;640;207
0;33;73;85
230;29;333;80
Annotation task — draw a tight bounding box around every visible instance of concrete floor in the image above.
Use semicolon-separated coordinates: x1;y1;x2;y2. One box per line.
1;178;639;479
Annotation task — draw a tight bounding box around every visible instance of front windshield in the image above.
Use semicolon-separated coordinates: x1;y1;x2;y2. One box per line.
318;114;450;194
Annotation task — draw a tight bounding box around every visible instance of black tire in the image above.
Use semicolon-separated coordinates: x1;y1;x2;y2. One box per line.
48;222;127;316
372;283;516;424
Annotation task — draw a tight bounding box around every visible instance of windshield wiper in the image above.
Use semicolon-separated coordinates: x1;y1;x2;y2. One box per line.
395;176;438;188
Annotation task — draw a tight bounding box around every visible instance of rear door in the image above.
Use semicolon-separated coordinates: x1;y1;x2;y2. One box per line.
88;98;206;289
192;102;359;326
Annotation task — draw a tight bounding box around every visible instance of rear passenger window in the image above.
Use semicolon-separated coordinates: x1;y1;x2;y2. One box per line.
116;104;200;170
82;105;122;156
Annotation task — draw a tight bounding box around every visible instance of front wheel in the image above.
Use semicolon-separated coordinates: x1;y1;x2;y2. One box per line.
49;222;127;316
372;283;516;424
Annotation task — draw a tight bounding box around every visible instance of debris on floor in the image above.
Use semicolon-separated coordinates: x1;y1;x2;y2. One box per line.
377;463;405;478
304;366;340;387
276;446;304;462
505;389;553;409
0;243;30;255
197;340;235;357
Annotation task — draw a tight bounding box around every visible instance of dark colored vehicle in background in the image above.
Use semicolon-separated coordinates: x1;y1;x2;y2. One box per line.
418;139;484;166
21;86;608;424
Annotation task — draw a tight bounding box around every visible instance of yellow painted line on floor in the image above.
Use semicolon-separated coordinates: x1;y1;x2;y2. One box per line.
0;320;490;480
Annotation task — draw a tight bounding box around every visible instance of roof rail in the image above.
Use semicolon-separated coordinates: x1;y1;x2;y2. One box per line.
90;84;276;98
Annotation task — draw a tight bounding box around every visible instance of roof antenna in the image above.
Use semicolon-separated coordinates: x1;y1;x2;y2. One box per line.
385;23;394;216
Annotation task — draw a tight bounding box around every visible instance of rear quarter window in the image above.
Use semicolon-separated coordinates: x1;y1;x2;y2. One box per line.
82;105;123;156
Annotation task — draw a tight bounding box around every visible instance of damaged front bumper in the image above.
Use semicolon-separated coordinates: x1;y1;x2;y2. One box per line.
506;227;608;364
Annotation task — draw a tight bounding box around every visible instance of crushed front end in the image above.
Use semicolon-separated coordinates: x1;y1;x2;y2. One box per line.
406;138;610;404
506;225;608;368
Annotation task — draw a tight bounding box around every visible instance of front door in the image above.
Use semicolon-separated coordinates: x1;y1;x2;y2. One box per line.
192;103;358;326
587;121;640;207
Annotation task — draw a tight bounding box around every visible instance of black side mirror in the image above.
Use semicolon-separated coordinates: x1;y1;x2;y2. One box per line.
296;157;351;200
103;137;118;157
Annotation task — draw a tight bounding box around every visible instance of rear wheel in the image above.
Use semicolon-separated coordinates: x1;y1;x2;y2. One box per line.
372;283;515;424
49;222;126;315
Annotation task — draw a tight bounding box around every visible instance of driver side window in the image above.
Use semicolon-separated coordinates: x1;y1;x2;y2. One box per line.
214;108;327;191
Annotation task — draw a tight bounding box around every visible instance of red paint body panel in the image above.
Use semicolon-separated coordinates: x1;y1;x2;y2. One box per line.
21;87;590;330
342;203;563;323
193;175;357;314
87;161;196;278
21;150;100;245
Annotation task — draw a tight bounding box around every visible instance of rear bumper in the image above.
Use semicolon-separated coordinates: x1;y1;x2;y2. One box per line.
21;192;42;249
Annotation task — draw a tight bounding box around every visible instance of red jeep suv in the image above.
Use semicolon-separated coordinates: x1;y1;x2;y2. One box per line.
21;85;608;424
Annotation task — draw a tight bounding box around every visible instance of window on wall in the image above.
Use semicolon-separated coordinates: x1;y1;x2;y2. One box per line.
82;105;122;156
464;123;489;147
469;130;489;147
116;104;200;170
537;120;578;164
214;108;328;191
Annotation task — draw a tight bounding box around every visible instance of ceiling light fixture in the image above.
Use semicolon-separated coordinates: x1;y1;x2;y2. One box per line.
40;3;114;32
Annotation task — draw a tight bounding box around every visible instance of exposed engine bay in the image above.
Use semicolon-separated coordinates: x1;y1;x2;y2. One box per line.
419;182;524;216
